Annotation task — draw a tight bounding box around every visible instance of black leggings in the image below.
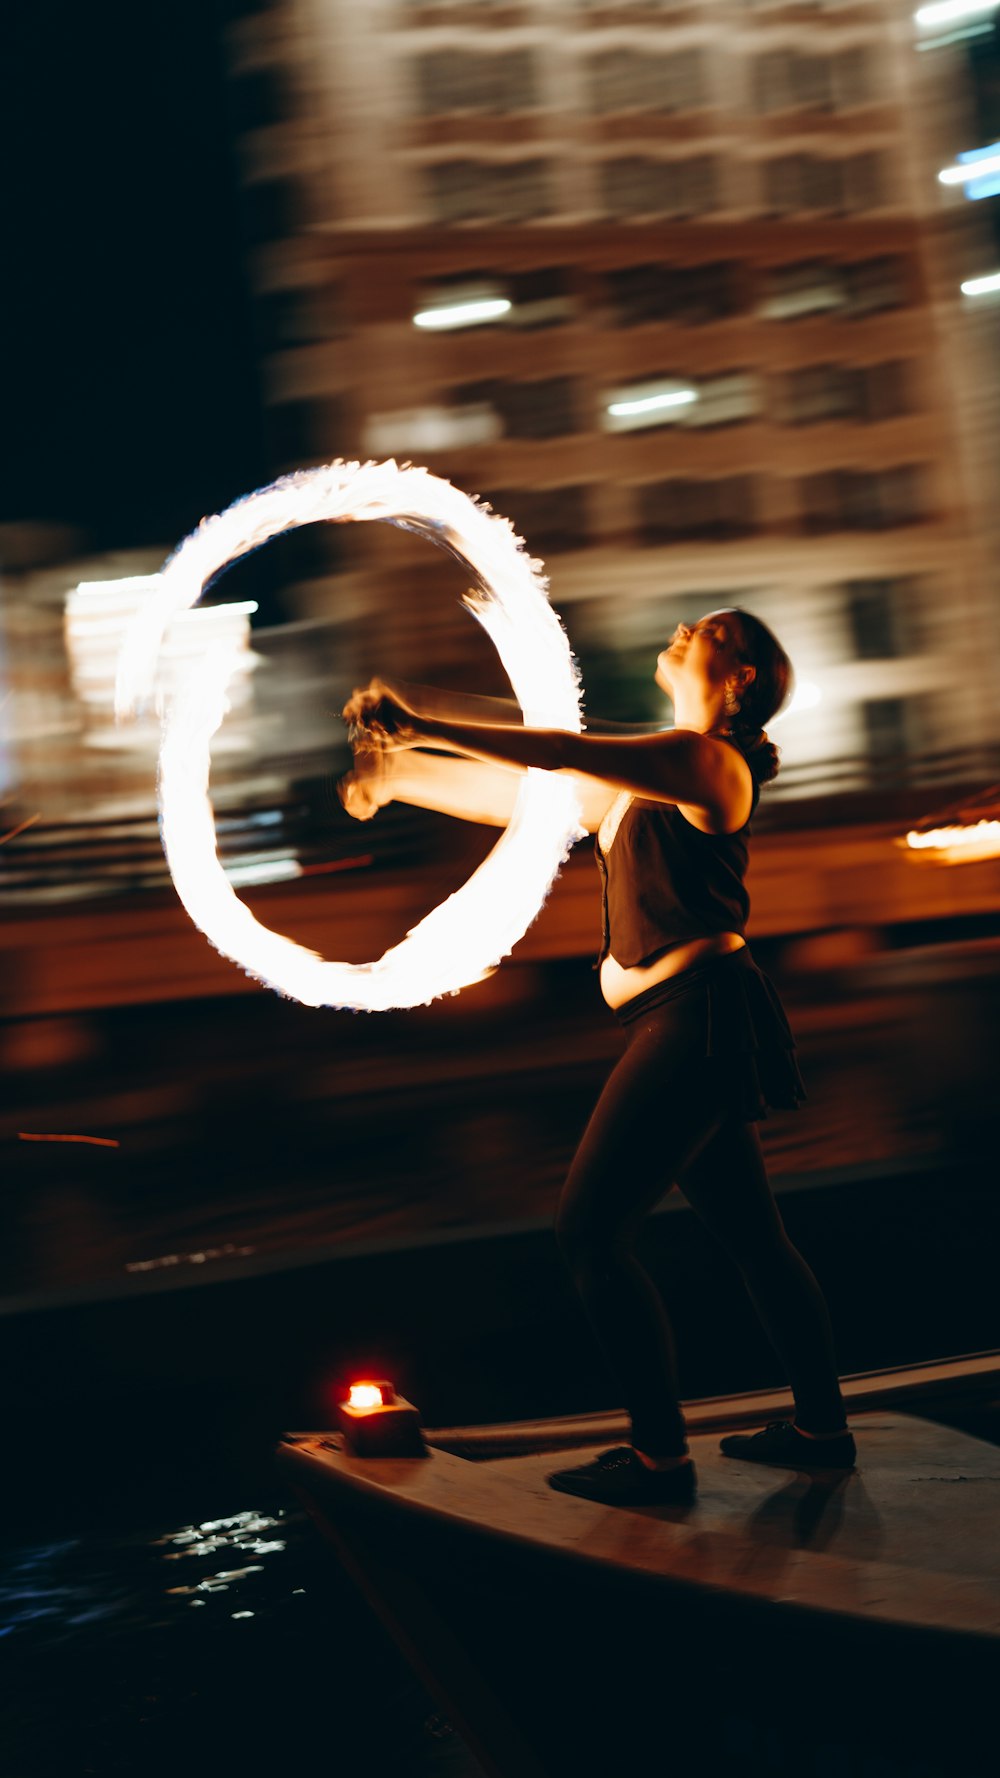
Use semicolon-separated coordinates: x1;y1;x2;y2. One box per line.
555;981;848;1456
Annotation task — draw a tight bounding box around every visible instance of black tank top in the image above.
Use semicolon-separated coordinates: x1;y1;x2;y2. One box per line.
595;740;760;969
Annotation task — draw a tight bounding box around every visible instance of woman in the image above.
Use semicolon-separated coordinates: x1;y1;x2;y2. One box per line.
341;608;855;1506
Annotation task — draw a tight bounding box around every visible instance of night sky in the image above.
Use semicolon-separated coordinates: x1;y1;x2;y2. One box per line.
4;0;265;552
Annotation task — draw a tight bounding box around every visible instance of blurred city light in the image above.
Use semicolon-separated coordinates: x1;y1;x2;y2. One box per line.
606;389;698;418
223;857;302;887
961;271;1000;295
914;0;998;26
938;143;1000;196
413;298;511;331
66;575;258;751
772;680;823;723
905;820;1000;860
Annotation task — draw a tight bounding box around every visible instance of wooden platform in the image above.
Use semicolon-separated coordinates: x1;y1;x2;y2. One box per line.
280;1365;1000;1777
284;1409;1000;1643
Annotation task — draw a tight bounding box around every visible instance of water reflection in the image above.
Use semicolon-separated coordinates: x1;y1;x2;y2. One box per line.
1;1499;488;1775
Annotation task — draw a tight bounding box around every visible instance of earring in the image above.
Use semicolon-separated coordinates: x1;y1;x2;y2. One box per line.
724;681;741;717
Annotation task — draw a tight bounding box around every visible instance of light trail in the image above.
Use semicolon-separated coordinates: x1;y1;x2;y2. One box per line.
18;1132;121;1148
116;459;586;1011
413;299;511;330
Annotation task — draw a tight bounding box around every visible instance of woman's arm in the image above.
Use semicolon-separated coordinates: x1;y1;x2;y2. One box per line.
340;745;617;832
399;709;746;821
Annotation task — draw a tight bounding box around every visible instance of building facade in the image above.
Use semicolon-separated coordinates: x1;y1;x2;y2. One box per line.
222;0;1000;797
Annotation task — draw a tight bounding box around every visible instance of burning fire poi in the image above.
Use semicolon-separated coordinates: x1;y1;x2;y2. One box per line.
115;459;586;1009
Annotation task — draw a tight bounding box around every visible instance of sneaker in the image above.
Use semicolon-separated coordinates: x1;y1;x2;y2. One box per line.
719;1419;856;1471
547;1446;697;1506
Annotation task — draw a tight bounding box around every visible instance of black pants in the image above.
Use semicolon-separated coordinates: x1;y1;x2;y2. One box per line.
555;976;848;1456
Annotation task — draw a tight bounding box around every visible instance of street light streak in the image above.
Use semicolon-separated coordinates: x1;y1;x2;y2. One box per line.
905;819;1000;857
607;390;698;417
961;272;1000;295
413;299;511;330
938;148;1000;185
914;0;998;23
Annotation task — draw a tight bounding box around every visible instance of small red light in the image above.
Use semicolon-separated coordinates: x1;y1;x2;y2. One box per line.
335;1379;425;1458
347;1382;386;1412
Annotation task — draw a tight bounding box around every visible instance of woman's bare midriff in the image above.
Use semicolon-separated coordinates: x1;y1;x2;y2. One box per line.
600;932;747;1011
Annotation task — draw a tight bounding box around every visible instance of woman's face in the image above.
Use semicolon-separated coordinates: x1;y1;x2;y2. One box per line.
655;610;752;701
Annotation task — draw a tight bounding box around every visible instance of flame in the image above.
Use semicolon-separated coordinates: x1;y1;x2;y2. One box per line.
904;819;1000;863
348;1384;385;1411
115;460;586;1010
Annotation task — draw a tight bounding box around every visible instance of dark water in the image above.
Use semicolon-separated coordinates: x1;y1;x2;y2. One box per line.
1;1493;488;1777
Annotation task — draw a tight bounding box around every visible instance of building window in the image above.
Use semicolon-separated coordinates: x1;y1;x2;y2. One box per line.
602;157;718;217
780;363;913;424
752;47;872;113
844;578;917;659
843;256;908;314
604;373;757;431
607;261;742;326
427;160;553;223
753;51;834;114
845;151;886;209
455;377;580;439
835;46;873;108
762;156;845;214
861;697;910;765
587;48;706;113
782;364;865;424
364;404;501;457
799;466;926;532
759;261;846;320
761;257;909;320
484;486;589;553
414;48;540;115
506;267;576;328
637;478;759;543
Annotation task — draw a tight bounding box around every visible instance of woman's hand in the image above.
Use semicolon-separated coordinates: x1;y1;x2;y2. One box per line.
338;745;390;821
342;678;418;749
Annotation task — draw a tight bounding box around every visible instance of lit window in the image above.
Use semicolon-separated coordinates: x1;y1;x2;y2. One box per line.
604;374;757;431
413;281;510;331
363;404;501;457
604;378;699;431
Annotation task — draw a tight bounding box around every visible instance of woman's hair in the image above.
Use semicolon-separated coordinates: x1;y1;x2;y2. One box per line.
726;608;794;787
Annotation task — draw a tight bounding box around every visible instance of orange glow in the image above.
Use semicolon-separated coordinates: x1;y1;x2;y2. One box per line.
904;819;1000;863
347;1384;386;1411
18;1131;121;1148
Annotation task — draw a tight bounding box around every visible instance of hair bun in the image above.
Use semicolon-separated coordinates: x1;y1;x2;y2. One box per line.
736;723;781;787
